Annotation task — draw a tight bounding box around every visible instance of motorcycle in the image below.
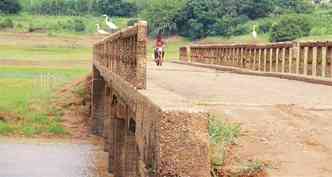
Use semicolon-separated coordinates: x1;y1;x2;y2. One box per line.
154;47;164;66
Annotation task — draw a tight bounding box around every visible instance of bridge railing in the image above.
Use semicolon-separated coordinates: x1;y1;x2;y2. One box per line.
93;21;147;89
180;42;332;78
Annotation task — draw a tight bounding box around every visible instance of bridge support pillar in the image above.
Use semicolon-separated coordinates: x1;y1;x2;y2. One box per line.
91;66;106;136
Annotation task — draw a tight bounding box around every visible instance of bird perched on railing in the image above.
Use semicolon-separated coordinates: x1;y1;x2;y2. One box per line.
102;15;118;32
96;24;109;35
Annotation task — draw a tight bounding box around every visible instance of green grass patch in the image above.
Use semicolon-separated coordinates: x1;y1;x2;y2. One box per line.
0;121;15;135
0;66;88;136
209;117;241;169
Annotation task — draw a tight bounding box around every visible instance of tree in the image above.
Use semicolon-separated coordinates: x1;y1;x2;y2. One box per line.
175;0;225;39
273;0;313;14
238;0;274;19
0;0;21;14
140;0;187;36
270;15;311;42
95;0;137;17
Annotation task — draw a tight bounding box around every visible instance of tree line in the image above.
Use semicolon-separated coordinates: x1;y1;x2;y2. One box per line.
1;0;137;16
0;0;322;42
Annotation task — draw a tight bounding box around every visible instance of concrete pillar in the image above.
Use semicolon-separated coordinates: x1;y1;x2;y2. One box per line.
263;48;267;72
240;48;244;67
322;47;327;77
270;48;273;72
281;48;286;73
304;47;309;75
136;21;148;89
91;66;106;136
248;49;252;69
289;47;293;73
296;45;301;74
276;48;279;72
312;47;318;76
252;49;257;70
258;48;262;71
330;48;332;77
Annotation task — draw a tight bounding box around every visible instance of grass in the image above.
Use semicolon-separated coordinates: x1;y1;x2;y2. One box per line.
0;66;88;136
208;117;267;177
0;121;15;135
231;160;266;177
209;117;241;168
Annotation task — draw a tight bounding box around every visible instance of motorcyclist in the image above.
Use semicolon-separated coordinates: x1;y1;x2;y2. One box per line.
154;33;165;63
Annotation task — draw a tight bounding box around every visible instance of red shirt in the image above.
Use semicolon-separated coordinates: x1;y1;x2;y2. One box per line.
156;39;164;47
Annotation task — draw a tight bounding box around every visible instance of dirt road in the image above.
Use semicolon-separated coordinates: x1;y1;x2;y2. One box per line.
148;62;332;177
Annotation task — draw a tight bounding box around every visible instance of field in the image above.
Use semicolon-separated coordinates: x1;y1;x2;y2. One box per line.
0;31;95;136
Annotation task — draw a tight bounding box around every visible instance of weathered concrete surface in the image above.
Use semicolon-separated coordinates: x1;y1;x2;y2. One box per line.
0;138;108;177
148;62;332;109
148;62;332;177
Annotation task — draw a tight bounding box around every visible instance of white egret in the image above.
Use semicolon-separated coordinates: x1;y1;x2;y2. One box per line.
252;24;257;39
96;24;109;35
102;15;118;31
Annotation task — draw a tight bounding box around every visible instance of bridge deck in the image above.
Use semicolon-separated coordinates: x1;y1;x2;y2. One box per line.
147;62;332;177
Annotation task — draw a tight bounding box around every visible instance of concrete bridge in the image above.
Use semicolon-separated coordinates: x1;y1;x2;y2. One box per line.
92;21;332;177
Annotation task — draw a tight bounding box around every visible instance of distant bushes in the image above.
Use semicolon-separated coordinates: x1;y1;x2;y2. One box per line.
50;19;86;32
0;18;14;29
0;0;21;14
23;0;137;17
270;15;311;42
0;16;87;33
95;0;137;17
127;18;139;26
28;0;95;16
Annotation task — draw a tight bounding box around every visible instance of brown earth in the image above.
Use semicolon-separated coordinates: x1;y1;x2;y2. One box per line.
53;75;92;139
0;32;103;48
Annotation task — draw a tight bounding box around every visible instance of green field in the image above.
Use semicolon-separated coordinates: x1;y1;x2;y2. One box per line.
0;66;88;136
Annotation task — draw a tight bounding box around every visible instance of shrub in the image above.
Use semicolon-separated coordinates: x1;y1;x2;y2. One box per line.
258;20;273;33
270;15;311;42
0;0;21;14
0;18;14;29
72;19;86;32
95;0;137;17
127;18;139;26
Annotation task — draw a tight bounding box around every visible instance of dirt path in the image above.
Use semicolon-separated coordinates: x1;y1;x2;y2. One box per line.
148;62;332;177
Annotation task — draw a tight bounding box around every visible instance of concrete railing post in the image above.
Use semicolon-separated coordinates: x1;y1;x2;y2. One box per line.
136;21;148;89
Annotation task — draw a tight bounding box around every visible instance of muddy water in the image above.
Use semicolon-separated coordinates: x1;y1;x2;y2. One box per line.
0;138;108;177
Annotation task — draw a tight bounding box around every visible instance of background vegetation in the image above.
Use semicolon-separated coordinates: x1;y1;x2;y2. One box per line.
1;0;332;42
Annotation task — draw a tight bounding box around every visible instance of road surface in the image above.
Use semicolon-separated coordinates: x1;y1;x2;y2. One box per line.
148;62;332;177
